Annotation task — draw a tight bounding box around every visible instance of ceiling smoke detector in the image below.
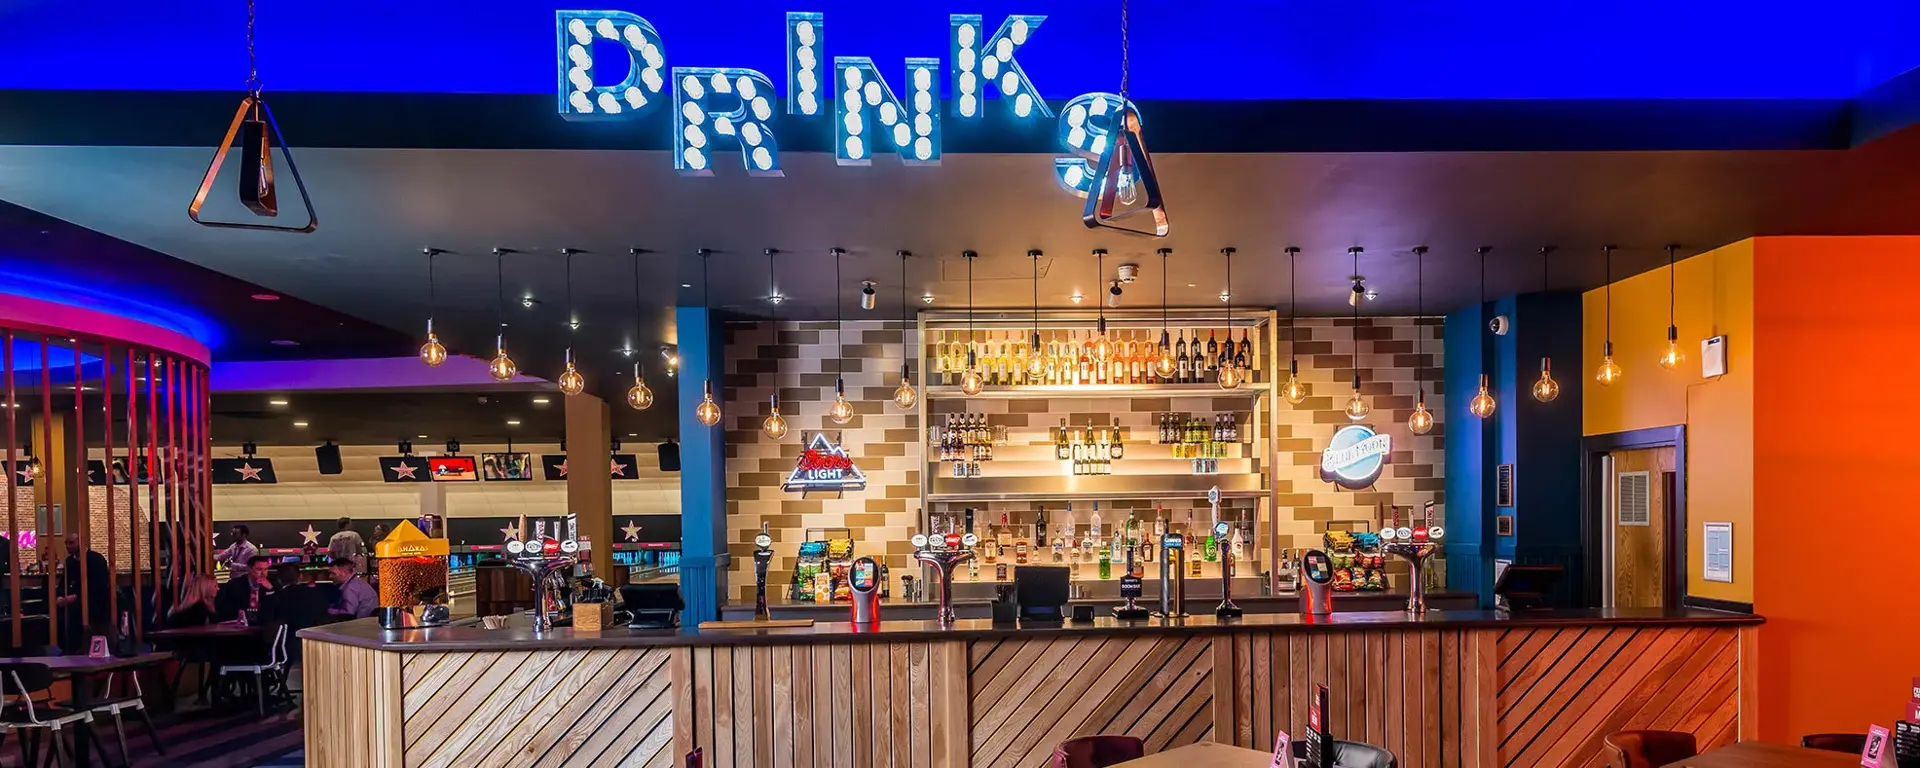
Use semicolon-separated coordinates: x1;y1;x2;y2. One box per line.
1116;263;1139;284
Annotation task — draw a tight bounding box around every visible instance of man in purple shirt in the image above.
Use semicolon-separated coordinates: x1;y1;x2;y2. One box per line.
326;557;377;619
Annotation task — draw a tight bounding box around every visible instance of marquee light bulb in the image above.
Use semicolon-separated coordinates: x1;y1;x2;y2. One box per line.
1595;342;1623;386
763;396;789;439
1532;358;1561;403
1217;362;1241;390
1343;390;1370;422
1409;394;1435;435
418;330;447;368
1469;373;1497;419
557;350;586;396
694;380;722;427
1658;326;1684;370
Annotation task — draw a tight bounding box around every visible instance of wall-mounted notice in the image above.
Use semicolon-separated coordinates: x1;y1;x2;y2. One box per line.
1703;522;1733;583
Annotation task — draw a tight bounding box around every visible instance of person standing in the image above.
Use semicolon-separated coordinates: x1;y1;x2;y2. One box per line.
325;557;377;619
214;524;257;581
326;517;366;570
56;533;111;645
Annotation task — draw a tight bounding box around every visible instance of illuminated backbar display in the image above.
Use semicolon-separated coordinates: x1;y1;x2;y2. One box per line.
555;8;1135;201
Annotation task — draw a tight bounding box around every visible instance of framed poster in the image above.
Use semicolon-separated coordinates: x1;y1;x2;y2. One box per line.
1703;522;1733;583
1496;464;1514;507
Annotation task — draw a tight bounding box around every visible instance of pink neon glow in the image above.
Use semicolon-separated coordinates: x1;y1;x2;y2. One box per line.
0;294;209;364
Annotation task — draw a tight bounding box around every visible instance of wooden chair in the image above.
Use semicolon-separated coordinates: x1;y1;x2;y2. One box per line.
1801;733;1868;754
1051;735;1146;768
1602;730;1697;768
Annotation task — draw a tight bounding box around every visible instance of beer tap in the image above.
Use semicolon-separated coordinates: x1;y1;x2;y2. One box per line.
1156;529;1188;619
1211;489;1242;618
752;522;775;621
1380;501;1446;614
911;529;977;625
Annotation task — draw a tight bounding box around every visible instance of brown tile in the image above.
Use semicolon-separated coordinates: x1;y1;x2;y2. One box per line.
1391;464;1433;478
1130;398;1173;413
1353;325;1396;341
1294;506;1333;521
1274;493;1314;507
862;329;905;345
885;484;918;499
725;486;760;501
1007;399;1051;414
781;499;824;515
867;443;905;457
738;472;782;486
824;358;865;374
777;330;820;345
760;458;791;473
736;358;779;374
884;428;922;443
1413;478;1446;492
1371;340;1413;354
1312;354;1357;370
865;498;906;514
845;513;889;528
1273;438;1315;452
798;374;837;389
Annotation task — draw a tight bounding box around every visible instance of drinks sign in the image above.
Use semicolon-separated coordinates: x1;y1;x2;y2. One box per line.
783;431;868;493
1320;425;1391;489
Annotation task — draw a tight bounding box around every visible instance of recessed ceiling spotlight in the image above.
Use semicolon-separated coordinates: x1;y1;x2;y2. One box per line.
532;397;550;405
1186;283;1196;288
416;434;428;439
681;283;692;288
521;296;539;309
1070;292;1084;304
768;293;784;305
250;293;280;301
293;420;309;428
1365;289;1380;301
627;432;638;437
920;293;935;305
270;339;299;346
268;398;289;406
506;419;521;426
1218;291;1231;302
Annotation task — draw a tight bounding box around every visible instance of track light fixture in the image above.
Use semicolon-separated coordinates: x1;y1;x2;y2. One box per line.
860;281;877;311
1107;281;1123;308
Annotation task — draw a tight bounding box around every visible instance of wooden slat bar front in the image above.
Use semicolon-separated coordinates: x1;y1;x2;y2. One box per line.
302;609;1759;768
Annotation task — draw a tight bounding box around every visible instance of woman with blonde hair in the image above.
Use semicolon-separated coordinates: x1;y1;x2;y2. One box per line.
167;573;220;628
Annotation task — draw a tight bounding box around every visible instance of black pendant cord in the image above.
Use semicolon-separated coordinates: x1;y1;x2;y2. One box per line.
1031;250;1040;347
495;249;506;341
632;249;644;380
1350;248;1360;391
424;248;437;329
1666;244;1677;334
245;0;260;95
1413;246;1426;392
1286;247;1299;368
1159;248;1169;341
1222;248;1234;353
564;249;576;348
900;250;912;374
834;248;846;393
1095;249;1104;332
1603;245;1613;344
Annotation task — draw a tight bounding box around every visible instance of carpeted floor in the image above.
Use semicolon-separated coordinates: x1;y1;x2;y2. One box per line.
37;705;307;767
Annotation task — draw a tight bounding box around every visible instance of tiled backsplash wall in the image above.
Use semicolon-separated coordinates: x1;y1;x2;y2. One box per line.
721;316;1445;602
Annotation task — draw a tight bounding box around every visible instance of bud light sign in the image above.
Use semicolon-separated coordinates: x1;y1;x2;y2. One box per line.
1320;425;1391;490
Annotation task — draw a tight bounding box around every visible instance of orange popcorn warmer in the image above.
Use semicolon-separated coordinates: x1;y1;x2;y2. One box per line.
373;521;449;607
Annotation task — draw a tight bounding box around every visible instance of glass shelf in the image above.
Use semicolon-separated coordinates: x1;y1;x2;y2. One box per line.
924;383;1269;399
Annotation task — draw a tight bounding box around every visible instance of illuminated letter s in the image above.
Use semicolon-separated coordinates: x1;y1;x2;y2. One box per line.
1053;93;1138;198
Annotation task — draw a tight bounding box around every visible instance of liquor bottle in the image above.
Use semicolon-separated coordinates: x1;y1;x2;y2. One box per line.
1205;329;1219;373
1090;502;1103;541
1097;544;1112;580
1235;328;1252;372
1203;526;1219;562
1077;334;1093;385
998;332;1012;385
1056;418;1071;460
1014;536;1030;564
1034;506;1047;555
969;555;980;580
1176;334;1192;383
1229;524;1246;561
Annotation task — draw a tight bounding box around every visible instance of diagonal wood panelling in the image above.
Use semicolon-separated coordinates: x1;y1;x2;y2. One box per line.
1217;628;1482;768
968;635;1216;768
1495;625;1741;768
397;648;675;768
677;640;965;768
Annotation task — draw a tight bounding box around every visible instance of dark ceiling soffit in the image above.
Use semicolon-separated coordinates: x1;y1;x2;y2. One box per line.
0;90;1855;153
1850;66;1920;147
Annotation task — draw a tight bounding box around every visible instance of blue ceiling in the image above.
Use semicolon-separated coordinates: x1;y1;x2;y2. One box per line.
5;0;1918;99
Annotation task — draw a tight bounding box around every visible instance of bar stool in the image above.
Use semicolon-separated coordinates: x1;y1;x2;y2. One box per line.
1051;735;1145;768
1601;730;1697;768
1801;733;1868;754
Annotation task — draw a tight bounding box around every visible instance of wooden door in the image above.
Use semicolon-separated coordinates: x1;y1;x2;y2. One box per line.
1608;447;1674;608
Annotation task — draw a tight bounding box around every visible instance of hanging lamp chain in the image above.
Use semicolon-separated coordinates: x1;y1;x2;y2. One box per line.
1667;245;1677;326
245;0;260;95
1118;0;1131;101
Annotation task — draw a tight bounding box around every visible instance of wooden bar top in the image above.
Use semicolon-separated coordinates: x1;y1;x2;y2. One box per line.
297;607;1760;653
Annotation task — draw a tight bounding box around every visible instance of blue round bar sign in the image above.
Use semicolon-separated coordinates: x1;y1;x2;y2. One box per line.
1320;425;1391;490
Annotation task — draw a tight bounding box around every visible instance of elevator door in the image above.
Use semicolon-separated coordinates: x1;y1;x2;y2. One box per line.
1607;447;1675;608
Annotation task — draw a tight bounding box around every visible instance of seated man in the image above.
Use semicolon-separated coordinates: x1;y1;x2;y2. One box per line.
326;557;377;619
216;555;277;621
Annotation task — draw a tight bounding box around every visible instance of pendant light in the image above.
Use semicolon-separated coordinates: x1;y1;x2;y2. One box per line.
1154;248;1176;379
1092;249;1114;361
763;248;790;438
1342;247;1370;421
1595;245;1623;385
557;248;587;396
1217;248;1241;390
827;248;856;424
187;0;316;233
1282;247;1307;404
626;248;654;410
1026;250;1046;379
693;249;723;427
488;248;517;381
958;251;985;396
1532;246;1562;402
1657;244;1684;371
1468;246;1498;419
417;248;448;367
1408;246;1435;435
893;250;919;409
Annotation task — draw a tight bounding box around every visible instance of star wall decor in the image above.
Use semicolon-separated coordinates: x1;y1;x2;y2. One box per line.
299;525;322;545
234;463;264;481
610;458;628;477
378;456;431;483
211;457;277;484
621;520;642;542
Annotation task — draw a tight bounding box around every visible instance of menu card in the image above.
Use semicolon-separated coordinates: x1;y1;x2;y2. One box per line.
1304;684;1330;768
1863;725;1891;767
1269;729;1291;768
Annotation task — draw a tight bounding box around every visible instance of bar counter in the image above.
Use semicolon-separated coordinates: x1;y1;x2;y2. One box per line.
301;608;1761;768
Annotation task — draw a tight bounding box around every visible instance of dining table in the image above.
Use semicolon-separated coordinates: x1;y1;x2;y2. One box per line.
0;651;174;768
147;622;266;711
1110;741;1278;767
1660;740;1863;766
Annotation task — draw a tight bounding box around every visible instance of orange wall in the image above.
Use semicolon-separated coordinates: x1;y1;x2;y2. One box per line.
1583;240;1754;603
1751;236;1920;742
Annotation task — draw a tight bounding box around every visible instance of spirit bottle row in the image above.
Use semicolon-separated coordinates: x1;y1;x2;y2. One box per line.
965;503;1252;581
928;328;1258;387
1158;413;1239;444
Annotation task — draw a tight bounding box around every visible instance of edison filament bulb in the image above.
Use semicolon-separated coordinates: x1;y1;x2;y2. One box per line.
1283;360;1308;404
1532;358;1561;403
1409;395;1435;435
1092;332;1113;362
828;380;855;425
893;379;918;410
419;329;447;367
1343;390;1370;422
1658;327;1684;370
488;336;516;381
763;396;789;439
557;351;586;396
1469;373;1497;418
958;351;985;395
694;380;722;426
1026;335;1045;378
1217;362;1241;390
627;380;654;410
1595;342;1623;386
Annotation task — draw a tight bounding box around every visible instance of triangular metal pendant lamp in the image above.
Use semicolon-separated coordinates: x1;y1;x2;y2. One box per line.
188;0;316;233
1080;0;1167;237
